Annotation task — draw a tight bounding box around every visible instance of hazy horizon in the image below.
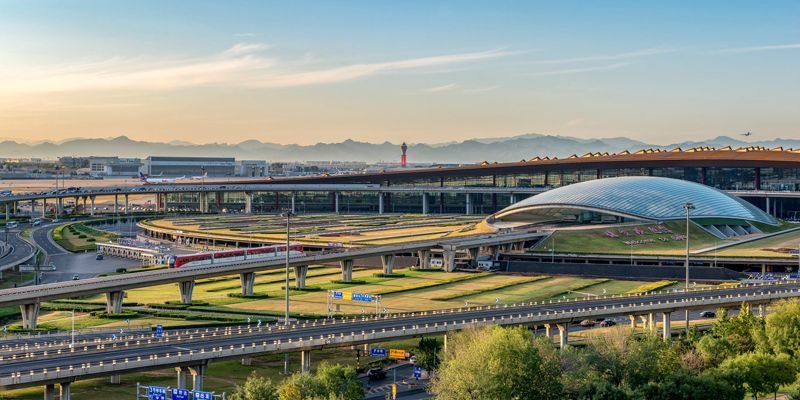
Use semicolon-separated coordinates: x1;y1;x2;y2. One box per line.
1;1;798;145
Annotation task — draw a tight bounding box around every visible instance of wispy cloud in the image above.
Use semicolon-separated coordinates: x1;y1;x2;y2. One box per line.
527;47;676;65
529;61;634;76
0;45;511;94
710;43;800;54
425;83;461;92
233;33;257;37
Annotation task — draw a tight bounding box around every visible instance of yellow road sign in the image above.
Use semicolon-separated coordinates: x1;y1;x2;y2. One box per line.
389;349;406;359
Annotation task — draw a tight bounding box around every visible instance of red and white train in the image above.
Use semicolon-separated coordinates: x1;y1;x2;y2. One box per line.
167;244;305;268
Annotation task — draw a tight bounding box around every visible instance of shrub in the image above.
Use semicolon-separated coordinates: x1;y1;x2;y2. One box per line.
330;279;367;284
86;238;96;242
77;234;87;239
373;273;405;278
115;268;128;273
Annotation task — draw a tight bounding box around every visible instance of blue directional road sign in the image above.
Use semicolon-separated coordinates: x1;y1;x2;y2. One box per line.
370;347;387;357
352;292;373;302
333;291;343;300
147;386;166;400
413;366;422;379
170;388;189;400
155;324;163;338
193;391;213;400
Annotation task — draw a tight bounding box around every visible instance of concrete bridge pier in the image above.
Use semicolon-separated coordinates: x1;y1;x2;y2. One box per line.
378;193;384;214
662;312;672;341
629;315;638;329
301;350;312;373
334;192;339;214
380;255;395;275
179;280;195;304
110;374;121;384
422;193;429;214
113;194;118;214
105;291;125;314
4;203;8;221
57;197;63;218
124;194;129;214
648;312;656;335
290;193;296;214
244;192;252;214
240;272;256;296
293;265;309;289
417;249;431;269
543;323;552;342
43;383;55;400
467;247;479;262
59;382;71;400
175;366;189;389
42;198;47;217
72;197;79;214
442;245;457;272
81;197;86;214
339;260;354;282
30;199;36;216
90;196;95;216
189;363;206;391
556;323;569;351
200;192;209;214
20;302;40;329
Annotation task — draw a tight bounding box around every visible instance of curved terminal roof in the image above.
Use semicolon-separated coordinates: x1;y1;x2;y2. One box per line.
493;176;777;225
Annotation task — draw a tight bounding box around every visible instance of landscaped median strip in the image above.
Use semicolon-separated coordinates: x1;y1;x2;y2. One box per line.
626;280;676;294
431;276;552;301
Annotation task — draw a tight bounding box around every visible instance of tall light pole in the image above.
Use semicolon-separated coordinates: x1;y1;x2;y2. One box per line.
281;209;294;375
683;202;695;330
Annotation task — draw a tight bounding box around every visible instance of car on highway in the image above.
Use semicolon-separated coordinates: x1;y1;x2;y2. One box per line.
71;275;80;280
95;254;104;260
579;319;596;327
699;311;716;318
366;367;387;381
599;319;617;327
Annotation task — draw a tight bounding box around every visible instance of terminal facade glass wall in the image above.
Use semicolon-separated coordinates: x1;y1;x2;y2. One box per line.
760;168;800;191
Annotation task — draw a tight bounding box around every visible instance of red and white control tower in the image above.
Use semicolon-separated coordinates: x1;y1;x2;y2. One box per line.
401;142;408;167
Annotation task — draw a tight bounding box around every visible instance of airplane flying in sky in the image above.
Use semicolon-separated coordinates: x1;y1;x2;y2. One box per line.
139;172;182;184
742;131;753;137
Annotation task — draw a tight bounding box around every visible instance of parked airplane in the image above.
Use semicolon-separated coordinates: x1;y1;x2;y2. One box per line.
191;172;208;180
139;172;182;184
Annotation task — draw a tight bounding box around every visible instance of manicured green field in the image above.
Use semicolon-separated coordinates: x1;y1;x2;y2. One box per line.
714;228;800;258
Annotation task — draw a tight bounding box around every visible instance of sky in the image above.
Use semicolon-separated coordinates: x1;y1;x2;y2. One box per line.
0;1;798;145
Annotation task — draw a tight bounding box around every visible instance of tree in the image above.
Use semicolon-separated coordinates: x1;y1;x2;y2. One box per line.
765;300;800;357
314;362;363;400
718;352;796;399
277;372;326;400
695;335;736;368
430;326;563;399
637;370;744;400
415;337;442;373
230;373;278;400
712;303;763;354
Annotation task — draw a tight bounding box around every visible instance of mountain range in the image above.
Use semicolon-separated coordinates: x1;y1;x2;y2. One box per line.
1;134;798;164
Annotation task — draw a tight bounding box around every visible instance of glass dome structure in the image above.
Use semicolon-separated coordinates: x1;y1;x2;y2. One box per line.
493;176;777;225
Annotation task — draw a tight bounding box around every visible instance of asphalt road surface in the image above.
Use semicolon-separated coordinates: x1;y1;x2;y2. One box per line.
362;363;430;400
0;227;35;269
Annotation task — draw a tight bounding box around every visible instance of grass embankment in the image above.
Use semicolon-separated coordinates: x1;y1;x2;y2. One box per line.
52;222;119;252
715;228;800;258
626;280;676;294
532;221;721;256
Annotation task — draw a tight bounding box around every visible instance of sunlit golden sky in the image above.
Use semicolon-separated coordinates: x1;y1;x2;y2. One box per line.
1;1;798;145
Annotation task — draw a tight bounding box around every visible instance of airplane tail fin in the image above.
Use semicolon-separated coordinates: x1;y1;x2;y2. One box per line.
138;172;147;181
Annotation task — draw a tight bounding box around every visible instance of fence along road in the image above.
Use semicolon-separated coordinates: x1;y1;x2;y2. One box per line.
1;280;799;390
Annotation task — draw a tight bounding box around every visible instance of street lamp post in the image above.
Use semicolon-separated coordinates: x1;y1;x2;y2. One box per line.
281;209;294;375
683;202;695;331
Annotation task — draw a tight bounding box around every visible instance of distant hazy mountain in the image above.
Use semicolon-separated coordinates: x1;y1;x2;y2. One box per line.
0;134;798;164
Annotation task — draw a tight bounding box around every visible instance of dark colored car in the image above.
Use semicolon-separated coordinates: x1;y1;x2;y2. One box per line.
366;367;387;381
700;311;716;318
95;254;104;260
599;319;617;327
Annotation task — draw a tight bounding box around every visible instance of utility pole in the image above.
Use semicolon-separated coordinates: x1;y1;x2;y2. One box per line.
282;209;294;375
683;202;695;331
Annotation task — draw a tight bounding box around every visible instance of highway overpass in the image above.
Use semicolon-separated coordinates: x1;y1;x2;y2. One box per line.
0;280;797;398
0;231;546;329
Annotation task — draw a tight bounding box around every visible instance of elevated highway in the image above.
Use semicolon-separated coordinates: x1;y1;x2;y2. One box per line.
0;231;545;328
0;280;798;396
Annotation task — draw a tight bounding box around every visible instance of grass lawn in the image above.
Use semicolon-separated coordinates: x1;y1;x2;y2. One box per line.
714;228;800;258
531;221;724;256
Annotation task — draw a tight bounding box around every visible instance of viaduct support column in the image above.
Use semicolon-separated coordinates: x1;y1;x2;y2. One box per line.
44;384;55;400
175;366;188;389
113;195;118;215
124;194;129;214
290;193;296;214
81;197;86;215
380;254;395;275
200;192;209;214
179;280;195;304
42;198;47;217
20;303;40;329
30;199;36;216
465;193;471;215
293;265;309;289
240;272;256;296
422;193;429;214
105;291;125;314
90;196;95;216
301;350;312;373
57;197;63;218
110;374;120;384
543;323;552;342
510;194;517;204
4;203;8;221
244;192;252;214
442;245;457;272
189;363;206;391
417;249;431;269
648;312;656;335
467;247;479;260
629;315;638;329
378;193;384;214
662;312;672;341
339;260;354;282
334;192;339;214
59;382;71;400
556;323;569;351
